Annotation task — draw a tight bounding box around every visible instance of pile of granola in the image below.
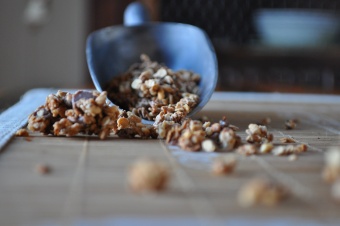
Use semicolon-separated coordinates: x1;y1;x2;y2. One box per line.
105;54;200;122
21;88;312;203
24;92;313;159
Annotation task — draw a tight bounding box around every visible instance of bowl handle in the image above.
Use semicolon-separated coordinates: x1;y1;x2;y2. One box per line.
124;2;150;26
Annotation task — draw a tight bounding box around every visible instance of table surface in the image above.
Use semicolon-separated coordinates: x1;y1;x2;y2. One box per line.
1;91;340;226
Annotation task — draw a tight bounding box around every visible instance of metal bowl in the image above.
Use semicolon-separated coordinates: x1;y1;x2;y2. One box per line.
86;3;218;124
254;9;340;47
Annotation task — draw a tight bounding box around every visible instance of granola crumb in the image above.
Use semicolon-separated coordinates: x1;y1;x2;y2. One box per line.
322;167;339;184
260;117;271;125
237;144;258;156
280;137;295;143
285;119;297;130
325;147;340;169
245;123;273;144
238;178;287;207
128;158;169;192
16;128;29;137
202;139;217;152
219;128;239;151
322;147;340;183
35;164;51;175
272;144;308;156
259;143;274;154
331;180;340;202
297;143;308;152
198;115;210;123
212;154;237;175
288;154;298;161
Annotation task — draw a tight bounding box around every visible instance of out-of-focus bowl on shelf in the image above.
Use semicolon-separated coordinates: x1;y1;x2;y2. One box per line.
254;9;340;48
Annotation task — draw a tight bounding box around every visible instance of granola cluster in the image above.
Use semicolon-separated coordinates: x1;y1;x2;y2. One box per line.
35;163;52;175
115;111;158;139
128;158;169;192
272;144;307;156
280;137;296;143
157;116;241;152
153;93;199;126
105;54;200;122
285;119;298;130
26;90;156;140
245;124;273;144
238;178;288;207
322;147;340;183
237;142;307;157
321;148;340;202
15;128;29;137
332;180;340;202
212;154;237;175
259;142;274;154
236;144;258;156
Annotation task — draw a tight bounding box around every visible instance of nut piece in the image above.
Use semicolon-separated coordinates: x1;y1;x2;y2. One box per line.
16;128;29;137
128;159;169;192
238;178;287;207
117;117;130;129
35;164;51;175
212;154;237;175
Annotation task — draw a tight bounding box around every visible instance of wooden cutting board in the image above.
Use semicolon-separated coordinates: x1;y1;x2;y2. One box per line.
0;91;340;226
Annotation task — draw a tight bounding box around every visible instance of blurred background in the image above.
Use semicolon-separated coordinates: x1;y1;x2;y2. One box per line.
1;0;340;109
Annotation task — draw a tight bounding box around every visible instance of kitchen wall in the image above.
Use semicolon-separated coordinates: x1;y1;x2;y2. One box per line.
0;0;89;100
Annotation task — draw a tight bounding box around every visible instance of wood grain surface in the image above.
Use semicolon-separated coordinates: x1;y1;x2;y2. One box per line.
0;93;340;226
